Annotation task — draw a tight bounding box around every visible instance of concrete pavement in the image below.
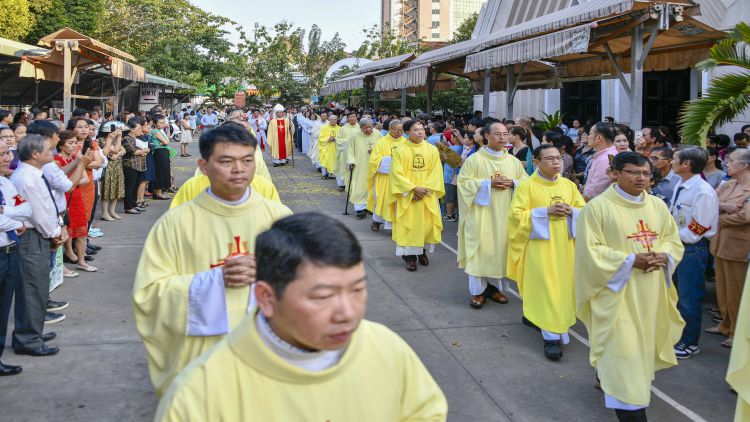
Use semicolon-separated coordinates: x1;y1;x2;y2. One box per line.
0;142;737;421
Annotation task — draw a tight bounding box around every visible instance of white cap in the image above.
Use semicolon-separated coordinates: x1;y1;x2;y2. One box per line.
273;104;285;112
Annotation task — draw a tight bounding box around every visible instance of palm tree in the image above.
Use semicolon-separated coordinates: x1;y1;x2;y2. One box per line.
679;22;750;146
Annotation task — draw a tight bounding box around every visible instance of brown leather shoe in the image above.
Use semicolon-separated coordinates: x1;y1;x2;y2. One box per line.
418;253;429;266
490;291;508;304
371;222;381;232
405;257;417;271
470;295;485;309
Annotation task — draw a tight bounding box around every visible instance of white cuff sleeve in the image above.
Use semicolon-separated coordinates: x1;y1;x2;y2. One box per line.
186;268;229;336
473;179;491;207
607;254;635;293
567;208;581;239
378;157;392;174
512;179;519;189
530;208;551;240
664;254;675;289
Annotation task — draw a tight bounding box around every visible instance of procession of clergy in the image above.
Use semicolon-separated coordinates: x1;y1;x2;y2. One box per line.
133;104;748;422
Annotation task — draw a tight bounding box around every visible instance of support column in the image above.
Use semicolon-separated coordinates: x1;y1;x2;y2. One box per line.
506;65;515;120
426;70;435;116
60;40;73;124
400;88;407;116
482;70;491;117
629;24;644;129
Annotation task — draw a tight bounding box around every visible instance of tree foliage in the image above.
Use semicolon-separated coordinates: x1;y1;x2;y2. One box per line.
23;0;105;44
451;12;478;44
0;0;32;41
303;25;347;96
679;22;750;145
354;24;424;59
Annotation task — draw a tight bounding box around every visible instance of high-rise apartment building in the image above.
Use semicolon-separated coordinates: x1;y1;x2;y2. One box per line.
381;0;485;42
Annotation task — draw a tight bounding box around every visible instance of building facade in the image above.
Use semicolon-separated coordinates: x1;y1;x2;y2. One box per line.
382;0;485;42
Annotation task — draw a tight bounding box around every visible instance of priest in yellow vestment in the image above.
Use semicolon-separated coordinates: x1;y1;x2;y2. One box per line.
457;121;527;306
507;144;585;360
169;173;280;209
727;269;750;422
192;126;272;183
335;112;360;191
156;213;447;421
133;125;292;397
346;118;380;219
266;104;294;166
575;152;684;420
368;119;404;231
388;120;444;272
318;114;340;181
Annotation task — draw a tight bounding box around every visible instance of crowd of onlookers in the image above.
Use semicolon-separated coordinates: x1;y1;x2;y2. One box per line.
0;104;185;375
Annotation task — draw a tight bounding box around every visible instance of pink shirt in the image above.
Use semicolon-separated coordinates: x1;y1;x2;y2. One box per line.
583;145;618;200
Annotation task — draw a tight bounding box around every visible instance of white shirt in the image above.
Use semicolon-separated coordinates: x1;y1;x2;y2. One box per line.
10;162;62;239
200;113;218;127
669;174;719;244
42;161;74;212
0;177;32;247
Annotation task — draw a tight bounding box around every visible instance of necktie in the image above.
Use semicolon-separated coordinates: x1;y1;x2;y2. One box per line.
0;188;20;243
671;186;685;211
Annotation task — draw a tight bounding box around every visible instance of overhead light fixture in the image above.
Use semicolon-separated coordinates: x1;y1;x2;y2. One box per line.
673;5;684;22
650;3;662;20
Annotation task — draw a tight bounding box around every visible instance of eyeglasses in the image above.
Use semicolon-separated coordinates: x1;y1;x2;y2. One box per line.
620;169;652;178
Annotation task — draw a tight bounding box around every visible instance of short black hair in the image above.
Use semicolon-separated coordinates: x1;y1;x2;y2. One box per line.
741;124;750;133
27;119;60;139
613;151;650;171
199;122;257;159
644;126;662;144
734;132;749;143
127;116;145;129
468;117;484;127
543;130;562;144
652;146;674;160
716;134;731;148
676;147;708;174
71;108;88;117
402;119;421;132
432;122;445;133
255;213;362;297
593;122;615;143
66;116;88;131
533;144;559;159
0;109;10;122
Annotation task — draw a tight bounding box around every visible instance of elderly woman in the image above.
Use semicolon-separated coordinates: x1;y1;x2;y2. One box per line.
707;148;750;348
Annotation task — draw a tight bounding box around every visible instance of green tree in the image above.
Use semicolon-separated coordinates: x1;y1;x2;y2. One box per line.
354;24;424;59
451;12;478;44
679;22;750;145
23;0;105;44
0;0;32;41
303;25;347;97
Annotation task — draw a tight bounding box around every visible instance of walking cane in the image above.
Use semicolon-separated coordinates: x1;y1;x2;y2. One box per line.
343;166;354;215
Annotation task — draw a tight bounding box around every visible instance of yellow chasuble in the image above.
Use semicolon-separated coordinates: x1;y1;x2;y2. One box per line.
507;172;585;333
457;148;528;278
192;146;271;183
169;174;280;209
367;133;404;222
156;316;448;421
336;124;360;185
346;131;380;206
133;191;292;397
389;140;444;250
727;270;750;422
575;185;684;406
266;118;294;161
318;124;340;173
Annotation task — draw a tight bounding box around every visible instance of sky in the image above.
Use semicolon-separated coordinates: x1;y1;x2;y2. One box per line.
191;0;381;51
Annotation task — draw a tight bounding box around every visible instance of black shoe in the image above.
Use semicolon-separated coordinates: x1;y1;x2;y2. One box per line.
338;186;345;192
45;312;65;325
86;242;102;251
615;408;647;422
317;168;322;173
14;344;59;356
544;340;563;361
135;206;147;212
0;362;22;376
522;316;541;332
84;255;94;262
85;248;98;255
273;163;279;167
125;209;141;214
356;211;365;219
47;299;68;312
41;332;57;342
63;255;77;264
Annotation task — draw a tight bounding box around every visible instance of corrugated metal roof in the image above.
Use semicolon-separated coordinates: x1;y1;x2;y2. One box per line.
352;53;414;75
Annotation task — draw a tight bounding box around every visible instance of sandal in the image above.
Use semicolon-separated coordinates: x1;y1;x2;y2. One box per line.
705;326;725;335
470;295;485;309
76;263;98;272
63;270;79;278
721;338;733;348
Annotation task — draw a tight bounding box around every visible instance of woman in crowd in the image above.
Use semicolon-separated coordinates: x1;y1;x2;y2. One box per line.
554;135;575;178
707;148;750;348
179;113;192;157
614;128;633;153
122;117;149;214
572;125;595;186
56;130;97;272
149;115;171;200
509;126;534;175
0;127;17;174
141;116;155;203
99;124;125;221
67;117;104;239
704;147;727;189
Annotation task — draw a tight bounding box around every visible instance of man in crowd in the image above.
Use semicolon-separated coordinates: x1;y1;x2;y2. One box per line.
346;118;380;219
508;144;585;360
155;213;448;421
266;105;294;167
133;125;292;397
247;109;267;152
649;147;680;206
200;106;218;131
0;137;31;375
11;135;68;356
457;121;527;307
388;120;444;272
583;122;618;201
335;112;360;192
368;119;404;231
635;126;660;156
576;152;684;422
669;147;719;359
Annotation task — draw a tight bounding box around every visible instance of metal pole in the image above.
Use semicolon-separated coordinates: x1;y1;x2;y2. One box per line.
630;24;644;129
400;88;407;116
61;41;73;124
506;65;515;120
482;70;491;117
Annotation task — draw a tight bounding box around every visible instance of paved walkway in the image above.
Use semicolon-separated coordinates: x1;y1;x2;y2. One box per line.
0;143;737;421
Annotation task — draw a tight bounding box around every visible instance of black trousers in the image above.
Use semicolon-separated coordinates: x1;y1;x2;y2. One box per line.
123;167;143;210
0;246;20;358
13;229;50;350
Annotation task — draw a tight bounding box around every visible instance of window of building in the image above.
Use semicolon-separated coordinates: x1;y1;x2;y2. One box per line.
432;21;440;28
432;33;440;39
432;8;440;14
